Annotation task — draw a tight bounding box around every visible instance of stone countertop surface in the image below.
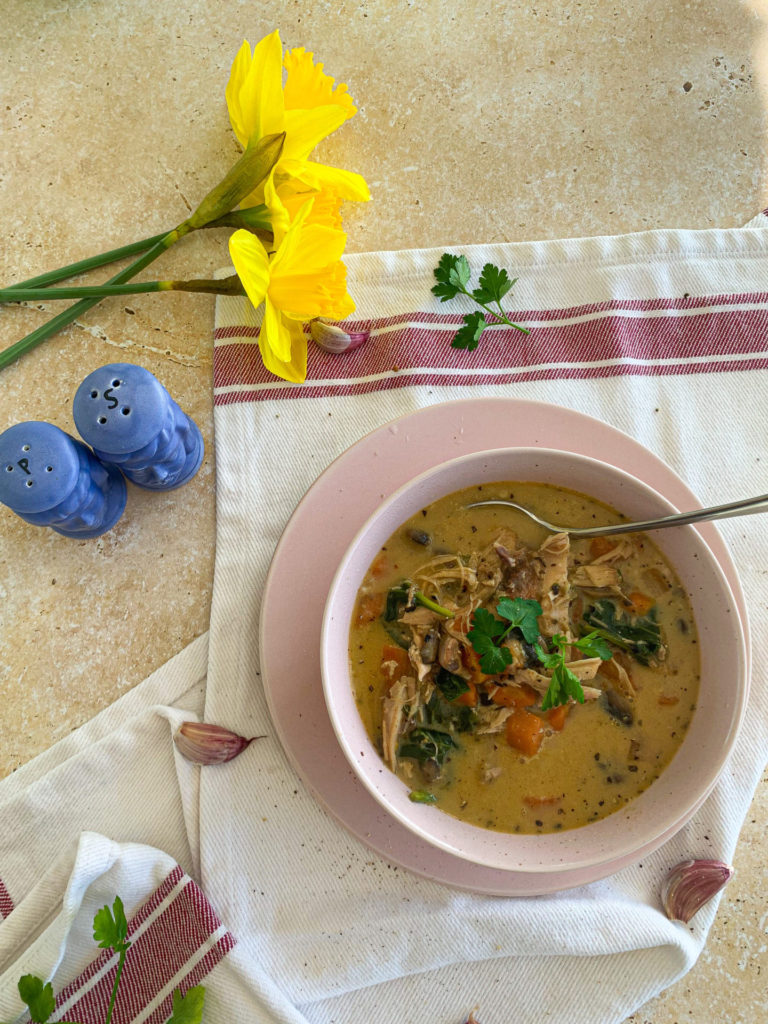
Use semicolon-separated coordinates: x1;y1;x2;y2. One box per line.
1;1;766;1021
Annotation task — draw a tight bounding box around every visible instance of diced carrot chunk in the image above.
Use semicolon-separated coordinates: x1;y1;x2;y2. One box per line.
355;592;384;625
590;536;617;558
505;708;545;757
461;645;492;684
369;552;390;579
546;703;570;731
380;644;410;685
453;680;478;707
523;794;562;807
491;683;538;708
627;591;655;616
452;612;471;634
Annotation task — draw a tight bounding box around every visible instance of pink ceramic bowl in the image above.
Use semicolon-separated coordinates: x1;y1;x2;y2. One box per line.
320;448;748;874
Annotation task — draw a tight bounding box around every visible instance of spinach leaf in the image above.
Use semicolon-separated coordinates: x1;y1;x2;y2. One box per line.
582;600;661;665
436;668;470;702
398;727;457;764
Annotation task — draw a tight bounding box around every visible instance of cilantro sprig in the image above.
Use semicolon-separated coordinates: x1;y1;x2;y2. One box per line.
432;253;530;351
535;632;612;711
467;598;542;675
12;896;205;1024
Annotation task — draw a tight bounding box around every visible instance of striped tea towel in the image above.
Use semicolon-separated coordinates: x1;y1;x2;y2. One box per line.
203;216;768;1024
1;214;768;1024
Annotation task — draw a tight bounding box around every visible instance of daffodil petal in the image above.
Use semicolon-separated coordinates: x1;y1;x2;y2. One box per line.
226;31;285;148
260;298;297;365
226;40;258;148
283;221;348;273
263;171;291;245
228;229;270;310
283;106;348;162
258;309;308;383
282;158;370;202
283;47;357;118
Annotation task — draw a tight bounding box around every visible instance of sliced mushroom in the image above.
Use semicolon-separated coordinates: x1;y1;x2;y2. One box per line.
438;634;462;673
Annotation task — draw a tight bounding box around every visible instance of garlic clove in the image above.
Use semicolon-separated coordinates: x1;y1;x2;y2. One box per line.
661;858;734;924
174;721;264;765
310;318;369;353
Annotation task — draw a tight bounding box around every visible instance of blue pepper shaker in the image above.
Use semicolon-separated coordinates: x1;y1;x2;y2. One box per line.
0;421;126;538
73;363;204;490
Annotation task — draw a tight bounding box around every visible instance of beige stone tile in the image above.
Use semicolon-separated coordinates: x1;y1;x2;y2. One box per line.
1;2;767;1021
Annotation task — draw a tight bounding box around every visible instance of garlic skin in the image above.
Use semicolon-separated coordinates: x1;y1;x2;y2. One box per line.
310;318;369;353
662;859;734;924
174;721;262;765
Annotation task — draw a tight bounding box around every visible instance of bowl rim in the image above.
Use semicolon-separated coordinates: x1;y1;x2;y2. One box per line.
320;446;749;872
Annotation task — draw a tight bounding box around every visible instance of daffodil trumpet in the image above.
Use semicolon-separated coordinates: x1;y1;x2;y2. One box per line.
0;133;284;373
0;276;247;303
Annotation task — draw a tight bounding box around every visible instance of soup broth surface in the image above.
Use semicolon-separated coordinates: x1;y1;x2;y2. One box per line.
348;481;699;834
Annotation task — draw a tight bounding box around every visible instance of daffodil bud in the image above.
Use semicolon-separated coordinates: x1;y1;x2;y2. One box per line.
174;721;263;765
187;132;285;230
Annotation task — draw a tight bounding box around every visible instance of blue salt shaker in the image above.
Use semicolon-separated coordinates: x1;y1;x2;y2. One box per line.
73;363;204;490
0;421;126;538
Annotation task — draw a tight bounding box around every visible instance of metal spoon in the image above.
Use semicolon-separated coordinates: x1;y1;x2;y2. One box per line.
466;492;768;537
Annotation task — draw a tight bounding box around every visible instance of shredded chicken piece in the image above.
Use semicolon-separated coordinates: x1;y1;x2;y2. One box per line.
482;765;503;783
536;532;571;637
382;677;409;769
571;564;624;593
475;707;514;734
513;663;603;699
408;628;435;682
400;607;444;626
598;656;636;699
590;537;635;564
495;539;540;599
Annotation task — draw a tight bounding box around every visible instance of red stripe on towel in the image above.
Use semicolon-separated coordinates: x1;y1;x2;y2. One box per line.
212;296;768;403
54;867;235;1024
0;877;13;919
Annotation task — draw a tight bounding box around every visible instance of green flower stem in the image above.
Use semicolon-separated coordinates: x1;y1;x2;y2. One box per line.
7;205;273;292
0;274;245;302
12;232;169;290
0;230;181;371
0;133;283;372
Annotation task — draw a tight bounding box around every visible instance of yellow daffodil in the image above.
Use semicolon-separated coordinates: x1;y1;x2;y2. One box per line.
229;200;354;383
226;31;369;236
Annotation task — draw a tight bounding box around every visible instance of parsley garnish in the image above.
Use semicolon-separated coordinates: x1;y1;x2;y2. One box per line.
467;598;542;675
432;253;530;351
13;895;205;1024
535;632;612;710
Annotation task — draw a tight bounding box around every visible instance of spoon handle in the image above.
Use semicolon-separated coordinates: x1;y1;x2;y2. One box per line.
573;491;768;537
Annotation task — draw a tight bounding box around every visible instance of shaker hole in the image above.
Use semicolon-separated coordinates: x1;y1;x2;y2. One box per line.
46;466;53;472
112;379;121;387
26;480;33;487
5;465;12;472
22;445;30;452
98;416;107;425
121;406;131;416
90;390;98;399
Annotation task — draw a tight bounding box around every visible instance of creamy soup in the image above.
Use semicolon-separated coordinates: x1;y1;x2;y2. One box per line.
348;481;699;834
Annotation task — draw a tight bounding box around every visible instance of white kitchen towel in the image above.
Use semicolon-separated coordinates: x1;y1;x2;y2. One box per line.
203;219;768;1024
1;218;768;1024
